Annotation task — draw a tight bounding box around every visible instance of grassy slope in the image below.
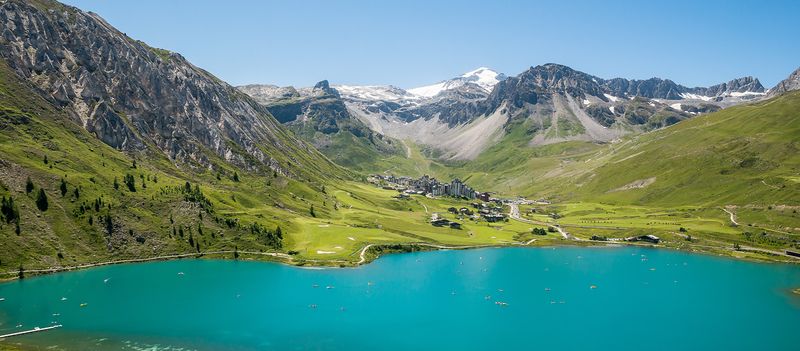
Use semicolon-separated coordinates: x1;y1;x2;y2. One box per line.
0;60;345;272
451;92;800;207
0;61;560;274
435;92;800;256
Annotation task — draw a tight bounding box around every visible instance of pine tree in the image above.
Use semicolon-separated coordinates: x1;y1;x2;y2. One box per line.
25;177;34;193
113;177;119;190
43;155;48;164
74;187;80;199
233;172;240;182
60;178;68;196
1;196;19;224
309;205;316;217
104;214;113;236
35;188;48;211
124;174;136;192
275;225;283;239
15;222;20;235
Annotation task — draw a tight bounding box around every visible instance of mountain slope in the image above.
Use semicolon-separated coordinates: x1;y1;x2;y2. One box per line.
407;67;506;97
0;0;354;272
0;57;345;272
239;81;405;172
768;67;800;97
0;0;342;179
451;90;800;208
340;64;767;161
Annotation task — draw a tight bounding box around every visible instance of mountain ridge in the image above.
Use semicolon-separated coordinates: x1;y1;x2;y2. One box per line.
0;0;342;179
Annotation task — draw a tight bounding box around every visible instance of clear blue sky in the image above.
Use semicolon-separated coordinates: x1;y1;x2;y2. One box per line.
62;0;799;89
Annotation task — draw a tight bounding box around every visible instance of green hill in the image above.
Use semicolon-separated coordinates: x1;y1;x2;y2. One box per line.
448;91;800;208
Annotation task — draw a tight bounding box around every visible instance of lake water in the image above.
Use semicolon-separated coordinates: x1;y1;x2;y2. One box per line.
1;246;799;350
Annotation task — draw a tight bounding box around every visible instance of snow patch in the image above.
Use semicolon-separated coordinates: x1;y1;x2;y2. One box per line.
729;91;765;97
603;94;620;102
408;67;504;97
679;93;713;101
670;103;682;111
407;82;448;97
608;106;616;114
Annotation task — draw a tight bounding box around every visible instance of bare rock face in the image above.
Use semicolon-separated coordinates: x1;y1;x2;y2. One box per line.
0;0;331;176
768;67;800;97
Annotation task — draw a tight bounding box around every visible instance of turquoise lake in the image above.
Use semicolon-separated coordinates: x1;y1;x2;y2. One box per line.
1;246;799;350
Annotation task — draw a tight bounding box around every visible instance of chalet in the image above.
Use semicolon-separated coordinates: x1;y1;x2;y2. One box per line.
484;214;506;223
431;218;450;227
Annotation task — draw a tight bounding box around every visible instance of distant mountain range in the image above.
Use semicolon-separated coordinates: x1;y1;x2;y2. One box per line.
240;63;788;161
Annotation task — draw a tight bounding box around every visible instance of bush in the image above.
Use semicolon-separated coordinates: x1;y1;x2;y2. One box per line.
25;177;34;193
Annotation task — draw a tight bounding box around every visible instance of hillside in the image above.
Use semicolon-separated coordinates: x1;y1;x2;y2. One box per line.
0;0;342;180
239;81;405;172
0;0;351;273
0;58;341;272
448;91;800;208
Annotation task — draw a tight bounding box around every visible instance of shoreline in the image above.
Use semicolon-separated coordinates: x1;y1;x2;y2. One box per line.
2;238;798;282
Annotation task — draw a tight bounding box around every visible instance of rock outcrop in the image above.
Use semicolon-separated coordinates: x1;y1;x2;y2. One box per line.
0;0;336;176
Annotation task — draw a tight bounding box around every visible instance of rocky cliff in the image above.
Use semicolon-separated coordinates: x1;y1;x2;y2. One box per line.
0;0;337;177
768;67;800;97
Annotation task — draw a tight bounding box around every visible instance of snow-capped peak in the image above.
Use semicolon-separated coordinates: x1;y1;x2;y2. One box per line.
461;67;503;87
408;67;506;98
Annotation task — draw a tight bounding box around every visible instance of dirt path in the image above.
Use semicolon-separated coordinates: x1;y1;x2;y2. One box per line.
508;203;575;240
722;207;739;226
357;244;375;265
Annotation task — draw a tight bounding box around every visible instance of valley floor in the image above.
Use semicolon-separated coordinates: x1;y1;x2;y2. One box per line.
4;182;797;282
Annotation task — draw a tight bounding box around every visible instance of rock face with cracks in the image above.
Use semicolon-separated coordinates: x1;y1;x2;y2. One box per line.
0;0;336;177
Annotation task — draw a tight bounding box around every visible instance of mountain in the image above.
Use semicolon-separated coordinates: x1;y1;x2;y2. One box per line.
768;67;800;97
238;81;405;171
337;63;767;161
442;89;800;209
0;0;353;272
0;0;340;178
407;67;507;97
